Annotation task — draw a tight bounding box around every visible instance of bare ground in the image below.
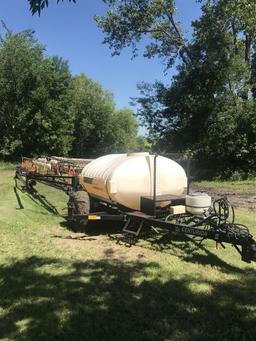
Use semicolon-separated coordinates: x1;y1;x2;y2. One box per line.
191;183;256;212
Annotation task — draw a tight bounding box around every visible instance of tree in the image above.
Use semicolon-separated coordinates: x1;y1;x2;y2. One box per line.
95;0;191;69
25;0;256;176
28;0;188;69
69;74;138;157
0;25;140;160
28;0;190;68
0;28;73;158
135;0;256;177
106;108;138;153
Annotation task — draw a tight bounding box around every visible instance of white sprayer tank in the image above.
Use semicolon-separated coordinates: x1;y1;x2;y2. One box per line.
185;193;211;215
80;153;187;211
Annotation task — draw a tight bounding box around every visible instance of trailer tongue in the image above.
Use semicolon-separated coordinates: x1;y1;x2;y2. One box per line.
123;198;256;263
16;155;256;264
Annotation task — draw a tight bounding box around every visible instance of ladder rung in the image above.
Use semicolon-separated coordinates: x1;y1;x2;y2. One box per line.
123;219;144;236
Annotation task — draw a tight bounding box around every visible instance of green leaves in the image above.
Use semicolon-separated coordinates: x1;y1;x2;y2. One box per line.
96;0;189;69
0;25;140;160
0;28;73;158
69;74;138;157
135;0;256;177
28;0;76;16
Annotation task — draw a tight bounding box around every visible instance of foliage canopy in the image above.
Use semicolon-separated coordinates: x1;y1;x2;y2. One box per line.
69;74;138;157
20;0;256;176
0;29;73;157
0;27;139;159
96;0;256;177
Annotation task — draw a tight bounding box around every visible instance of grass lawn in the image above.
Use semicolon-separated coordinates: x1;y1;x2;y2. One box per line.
0;167;255;341
193;179;256;194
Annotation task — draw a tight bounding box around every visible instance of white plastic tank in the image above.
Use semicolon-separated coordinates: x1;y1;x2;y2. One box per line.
80;153;187;211
185;193;211;215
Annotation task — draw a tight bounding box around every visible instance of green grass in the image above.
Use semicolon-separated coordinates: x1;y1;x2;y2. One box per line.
0;161;18;171
193;179;256;194
0;167;256;341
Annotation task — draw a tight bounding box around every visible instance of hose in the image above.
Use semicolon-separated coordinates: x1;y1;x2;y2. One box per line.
213;197;235;224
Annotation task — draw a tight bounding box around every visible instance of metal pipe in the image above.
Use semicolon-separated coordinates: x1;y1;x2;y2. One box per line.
186;157;190;195
153;154;158;216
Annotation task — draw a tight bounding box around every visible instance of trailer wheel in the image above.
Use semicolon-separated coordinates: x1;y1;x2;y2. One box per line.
68;190;90;232
27;179;37;190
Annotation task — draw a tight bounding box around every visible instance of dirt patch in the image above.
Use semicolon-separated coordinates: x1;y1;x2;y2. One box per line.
191;184;256;212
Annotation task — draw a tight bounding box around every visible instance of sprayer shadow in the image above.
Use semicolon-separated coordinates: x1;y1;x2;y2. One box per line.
58;220;248;272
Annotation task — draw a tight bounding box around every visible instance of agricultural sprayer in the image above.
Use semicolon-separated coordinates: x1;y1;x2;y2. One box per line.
15;153;256;263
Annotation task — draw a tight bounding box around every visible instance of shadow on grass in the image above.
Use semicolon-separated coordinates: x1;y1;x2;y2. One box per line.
59;222;251;272
0;255;255;341
13;186;24;210
60;220;124;236
140;231;247;273
13;178;60;216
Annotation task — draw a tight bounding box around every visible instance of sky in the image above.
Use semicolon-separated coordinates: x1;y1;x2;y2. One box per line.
0;0;202;115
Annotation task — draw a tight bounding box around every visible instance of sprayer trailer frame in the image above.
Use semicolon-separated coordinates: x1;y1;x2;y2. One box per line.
15;164;256;264
73;207;254;263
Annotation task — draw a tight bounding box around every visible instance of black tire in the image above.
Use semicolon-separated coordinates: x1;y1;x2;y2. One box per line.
68;190;90;232
27;179;37;189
